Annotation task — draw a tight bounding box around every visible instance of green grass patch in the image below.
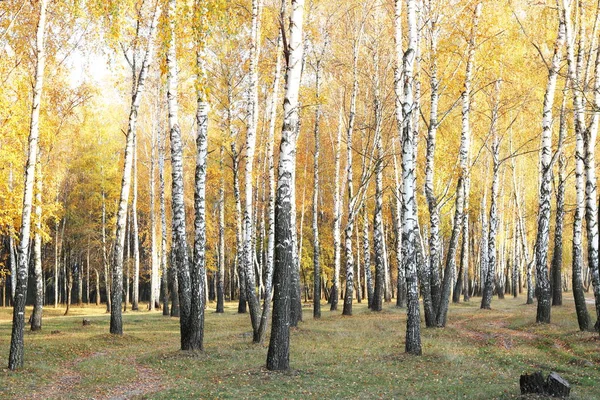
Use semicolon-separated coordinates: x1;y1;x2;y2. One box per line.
1;295;599;399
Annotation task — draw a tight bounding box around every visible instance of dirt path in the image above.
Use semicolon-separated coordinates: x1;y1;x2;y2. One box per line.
25;351;167;400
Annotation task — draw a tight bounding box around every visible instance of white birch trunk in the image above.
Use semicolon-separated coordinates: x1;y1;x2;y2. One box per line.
166;0;193;345
8;0;47;370
257;28;284;341
585;19;600;330
331;106;343;311
243;0;263;337
341;39;359;316
563;0;592;330
267;0;305;371
438;2;481;326
481;80;501;310
188;0;210;349
158;123;170;316
401;0;422;355
149;125;158;311
31;158;43;330
132;132;140;311
534;8;564;323
423;0;440;322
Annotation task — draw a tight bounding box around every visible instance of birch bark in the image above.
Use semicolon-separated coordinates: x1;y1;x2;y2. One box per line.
243;0;263;338
563;0;592;330
110;2;161;335
437;2;481;327
401;0;422;355
267;0;305;370
31;159;43;331
9;0;47;369
534;7;565;323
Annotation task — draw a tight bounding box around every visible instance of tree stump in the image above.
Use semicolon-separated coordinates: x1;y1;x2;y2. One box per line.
546;372;570;398
520;371;570;397
82;319;91;326
520;371;546;395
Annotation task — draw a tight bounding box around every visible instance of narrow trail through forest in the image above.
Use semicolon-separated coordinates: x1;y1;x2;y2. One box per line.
25;347;167;399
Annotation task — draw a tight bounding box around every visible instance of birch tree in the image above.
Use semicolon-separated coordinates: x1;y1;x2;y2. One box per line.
551;87;567;306
243;0;262;338
30;159;43;331
158;122;170;316
165;0;197;348
257;26;284;342
534;5;564;324
8;0;47;370
422;0;441;324
437;2;481;327
110;1;160;335
400;0;421;355
563;0;592;330
188;0;210;350
481;80;502;310
267;0;305;371
311;33;326;319
330;106;344;311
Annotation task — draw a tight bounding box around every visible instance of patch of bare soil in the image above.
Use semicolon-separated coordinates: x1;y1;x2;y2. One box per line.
25;352;167;400
104;357;166;400
452;315;541;350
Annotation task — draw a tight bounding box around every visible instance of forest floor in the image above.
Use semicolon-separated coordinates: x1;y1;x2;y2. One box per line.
1;294;599;399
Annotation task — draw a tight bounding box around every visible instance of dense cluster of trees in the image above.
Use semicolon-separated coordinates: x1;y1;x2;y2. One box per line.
2;0;600;371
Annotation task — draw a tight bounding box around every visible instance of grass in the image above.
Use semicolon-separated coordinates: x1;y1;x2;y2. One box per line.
1;295;599;399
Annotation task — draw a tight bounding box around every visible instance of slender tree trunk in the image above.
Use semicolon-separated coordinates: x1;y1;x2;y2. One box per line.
31;159;43;330
481;83;501;310
267;0;304;371
312;54;322;320
8;0;47;370
86;242;90;304
400;0;422;355
551;84;568;307
563;0;592;330
216;144;226;314
454;208;469;303
102;193;111;313
331;107;343;311
159;124;170;316
256;27;283;342
95;269;100;306
232;141;245;313
9;166;17;305
535;8;564;324
363;206;374;309
479;178;489;297
423;0;440;320
372;47;385;313
242;0;263;340
438;2;481;327
342;27;363;317
585;8;600;331
150;124;158;311
188;1;210;348
131;132;140;311
110;3;160;335
125;209;131;312
291;154;305;326
64;253;72;316
166;0;195;348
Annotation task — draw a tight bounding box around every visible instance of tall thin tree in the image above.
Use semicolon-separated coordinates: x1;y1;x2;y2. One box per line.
267;0;305;371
